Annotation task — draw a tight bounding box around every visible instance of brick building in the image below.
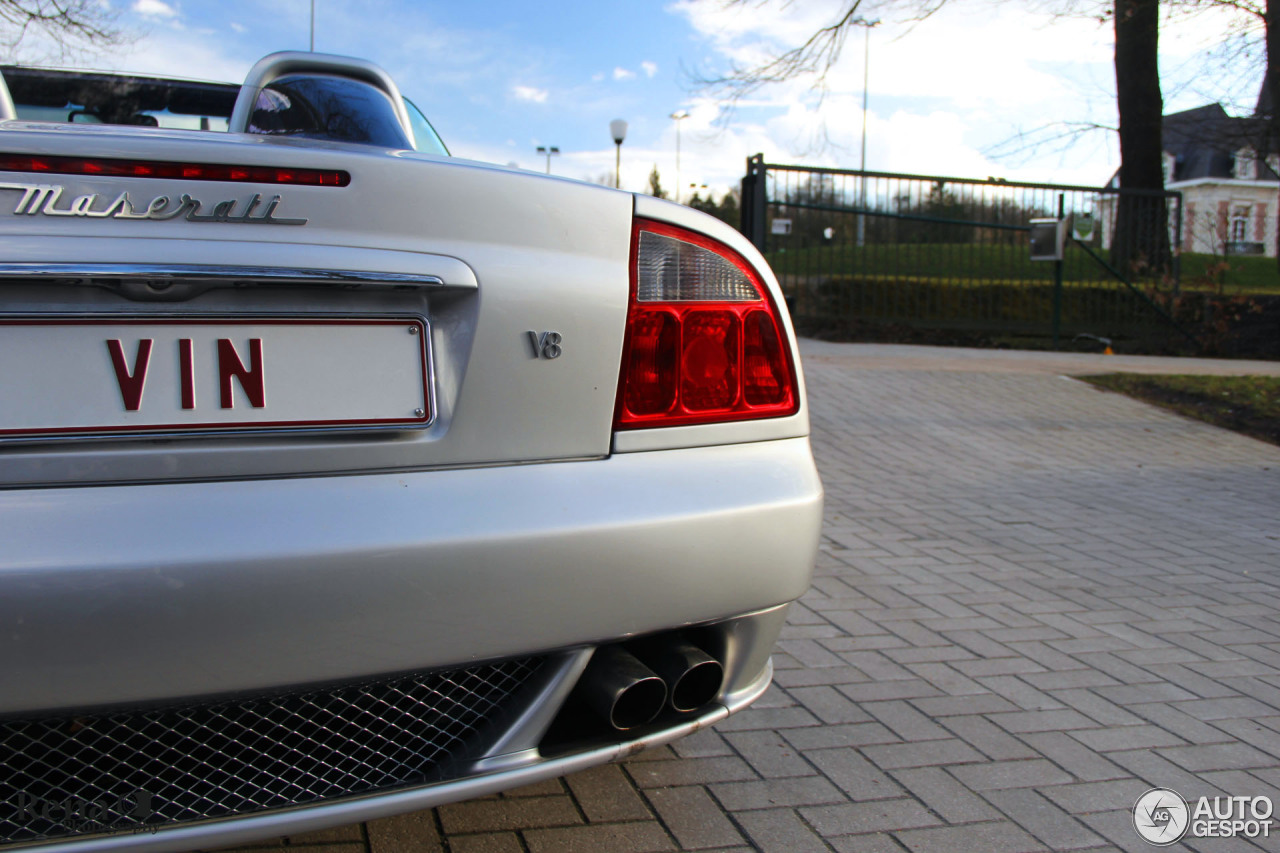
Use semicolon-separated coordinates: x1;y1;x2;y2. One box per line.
1101;85;1279;257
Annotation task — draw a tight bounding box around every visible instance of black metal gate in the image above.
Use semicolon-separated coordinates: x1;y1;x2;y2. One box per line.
740;155;1188;350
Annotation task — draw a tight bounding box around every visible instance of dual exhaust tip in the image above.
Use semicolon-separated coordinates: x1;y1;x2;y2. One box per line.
578;637;724;732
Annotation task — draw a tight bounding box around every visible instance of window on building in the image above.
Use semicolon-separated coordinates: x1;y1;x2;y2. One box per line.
1235;148;1257;180
1231;205;1251;242
1268;154;1280;177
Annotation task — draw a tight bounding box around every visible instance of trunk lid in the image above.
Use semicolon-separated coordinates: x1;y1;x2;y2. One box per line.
0;124;633;487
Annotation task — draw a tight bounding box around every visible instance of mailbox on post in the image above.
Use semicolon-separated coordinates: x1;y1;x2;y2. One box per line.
1029;217;1067;261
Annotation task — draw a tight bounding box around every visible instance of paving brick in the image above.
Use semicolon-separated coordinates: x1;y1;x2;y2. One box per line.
944;714;1040;760
501;778;564;798
448;833;524;853
278;824;364;845
1041;780;1149;815
1159;742;1279;772
713;705;822;732
710;775;847;812
1174;697;1280;722
734;809;830;853
905;662;988;696
524;822;675;853
909;694;1021;717
787;685;875;724
1019;732;1128;782
829;833;917;853
565;763;652;822
949;759;1074;792
1048;688;1147;727
982;789;1104;850
645;787;744;850
862;700;951;742
724;729;816;779
438;796;581;834
1069;725;1186;753
626;756;758;789
895;821;1048;853
801;798;942;836
952;657;1048;678
367;810;443;853
839;680;943;703
1105;749;1220;800
781;722;900;751
1020;669;1121;690
890;766;1002;823
861;738;986;771
976;676;1065;711
806;747;903;801
989;709;1099;734
1128;703;1237;745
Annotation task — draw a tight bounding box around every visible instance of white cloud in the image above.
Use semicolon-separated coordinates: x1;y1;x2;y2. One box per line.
132;0;179;18
613;66;636;81
229;22;246;34
641;61;658;78
512;85;549;103
668;0;1126;185
591;72;604;82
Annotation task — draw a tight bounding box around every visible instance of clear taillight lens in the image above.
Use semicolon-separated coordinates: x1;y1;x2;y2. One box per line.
615;219;799;429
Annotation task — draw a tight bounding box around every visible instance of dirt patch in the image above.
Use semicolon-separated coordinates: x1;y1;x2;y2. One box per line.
1079;374;1280;446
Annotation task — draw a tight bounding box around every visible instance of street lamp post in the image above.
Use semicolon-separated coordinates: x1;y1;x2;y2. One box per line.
610;119;627;189
853;18;879;247
536;145;560;175
669;110;689;203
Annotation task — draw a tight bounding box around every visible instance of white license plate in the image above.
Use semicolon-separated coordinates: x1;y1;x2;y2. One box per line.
0;317;431;439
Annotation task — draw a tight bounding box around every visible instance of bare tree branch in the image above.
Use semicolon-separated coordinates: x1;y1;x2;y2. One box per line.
692;0;944;111
0;0;126;62
983;120;1118;163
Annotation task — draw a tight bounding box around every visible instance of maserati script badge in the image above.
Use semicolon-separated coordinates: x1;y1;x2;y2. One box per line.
0;182;307;225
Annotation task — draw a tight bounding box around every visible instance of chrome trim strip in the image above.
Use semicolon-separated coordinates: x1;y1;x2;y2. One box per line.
0;263;450;288
21;663;774;853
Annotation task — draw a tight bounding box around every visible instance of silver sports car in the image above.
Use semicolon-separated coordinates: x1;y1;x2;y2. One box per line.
0;52;823;852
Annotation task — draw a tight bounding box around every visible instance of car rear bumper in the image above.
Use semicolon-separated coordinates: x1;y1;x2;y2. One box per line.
8;652;776;853
0;436;822;716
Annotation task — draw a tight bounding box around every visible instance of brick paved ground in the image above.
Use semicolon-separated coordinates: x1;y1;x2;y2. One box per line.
223;344;1280;853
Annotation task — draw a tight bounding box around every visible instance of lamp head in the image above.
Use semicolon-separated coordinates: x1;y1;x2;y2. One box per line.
610;118;628;145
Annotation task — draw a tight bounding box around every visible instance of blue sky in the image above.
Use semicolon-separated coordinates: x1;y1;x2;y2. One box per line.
19;0;1261;196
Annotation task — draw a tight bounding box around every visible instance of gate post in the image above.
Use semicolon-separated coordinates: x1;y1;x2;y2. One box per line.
741;153;768;252
1053;193;1065;348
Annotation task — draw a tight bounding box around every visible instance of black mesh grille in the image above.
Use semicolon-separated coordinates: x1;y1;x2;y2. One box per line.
0;658;544;846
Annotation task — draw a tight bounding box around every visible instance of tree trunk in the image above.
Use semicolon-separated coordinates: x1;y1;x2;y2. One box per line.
1112;0;1170;276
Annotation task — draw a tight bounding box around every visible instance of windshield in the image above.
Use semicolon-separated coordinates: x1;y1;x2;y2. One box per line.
404;98;449;156
2;66;236;130
2;66;449;155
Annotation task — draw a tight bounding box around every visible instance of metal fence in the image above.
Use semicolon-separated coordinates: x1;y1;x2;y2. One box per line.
740;155;1191;351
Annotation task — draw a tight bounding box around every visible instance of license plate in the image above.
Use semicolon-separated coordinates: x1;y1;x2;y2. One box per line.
0;317;431;439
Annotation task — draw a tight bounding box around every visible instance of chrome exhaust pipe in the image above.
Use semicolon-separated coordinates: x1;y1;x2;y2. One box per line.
631;638;724;713
577;645;667;731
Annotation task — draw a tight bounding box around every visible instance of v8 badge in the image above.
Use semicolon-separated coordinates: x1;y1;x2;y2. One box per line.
527;330;562;359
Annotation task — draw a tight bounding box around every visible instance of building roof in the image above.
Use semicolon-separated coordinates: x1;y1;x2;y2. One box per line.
1163;102;1277;182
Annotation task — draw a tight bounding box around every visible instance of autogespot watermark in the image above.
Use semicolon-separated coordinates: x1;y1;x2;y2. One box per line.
1133;787;1274;845
10;791;154;834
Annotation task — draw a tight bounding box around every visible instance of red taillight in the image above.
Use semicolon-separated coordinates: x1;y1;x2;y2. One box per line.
0;154;350;186
615;219;798;429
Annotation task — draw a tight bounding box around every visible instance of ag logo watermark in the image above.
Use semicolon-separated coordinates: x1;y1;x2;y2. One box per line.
1133;789;1189;845
1133;788;1274;845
